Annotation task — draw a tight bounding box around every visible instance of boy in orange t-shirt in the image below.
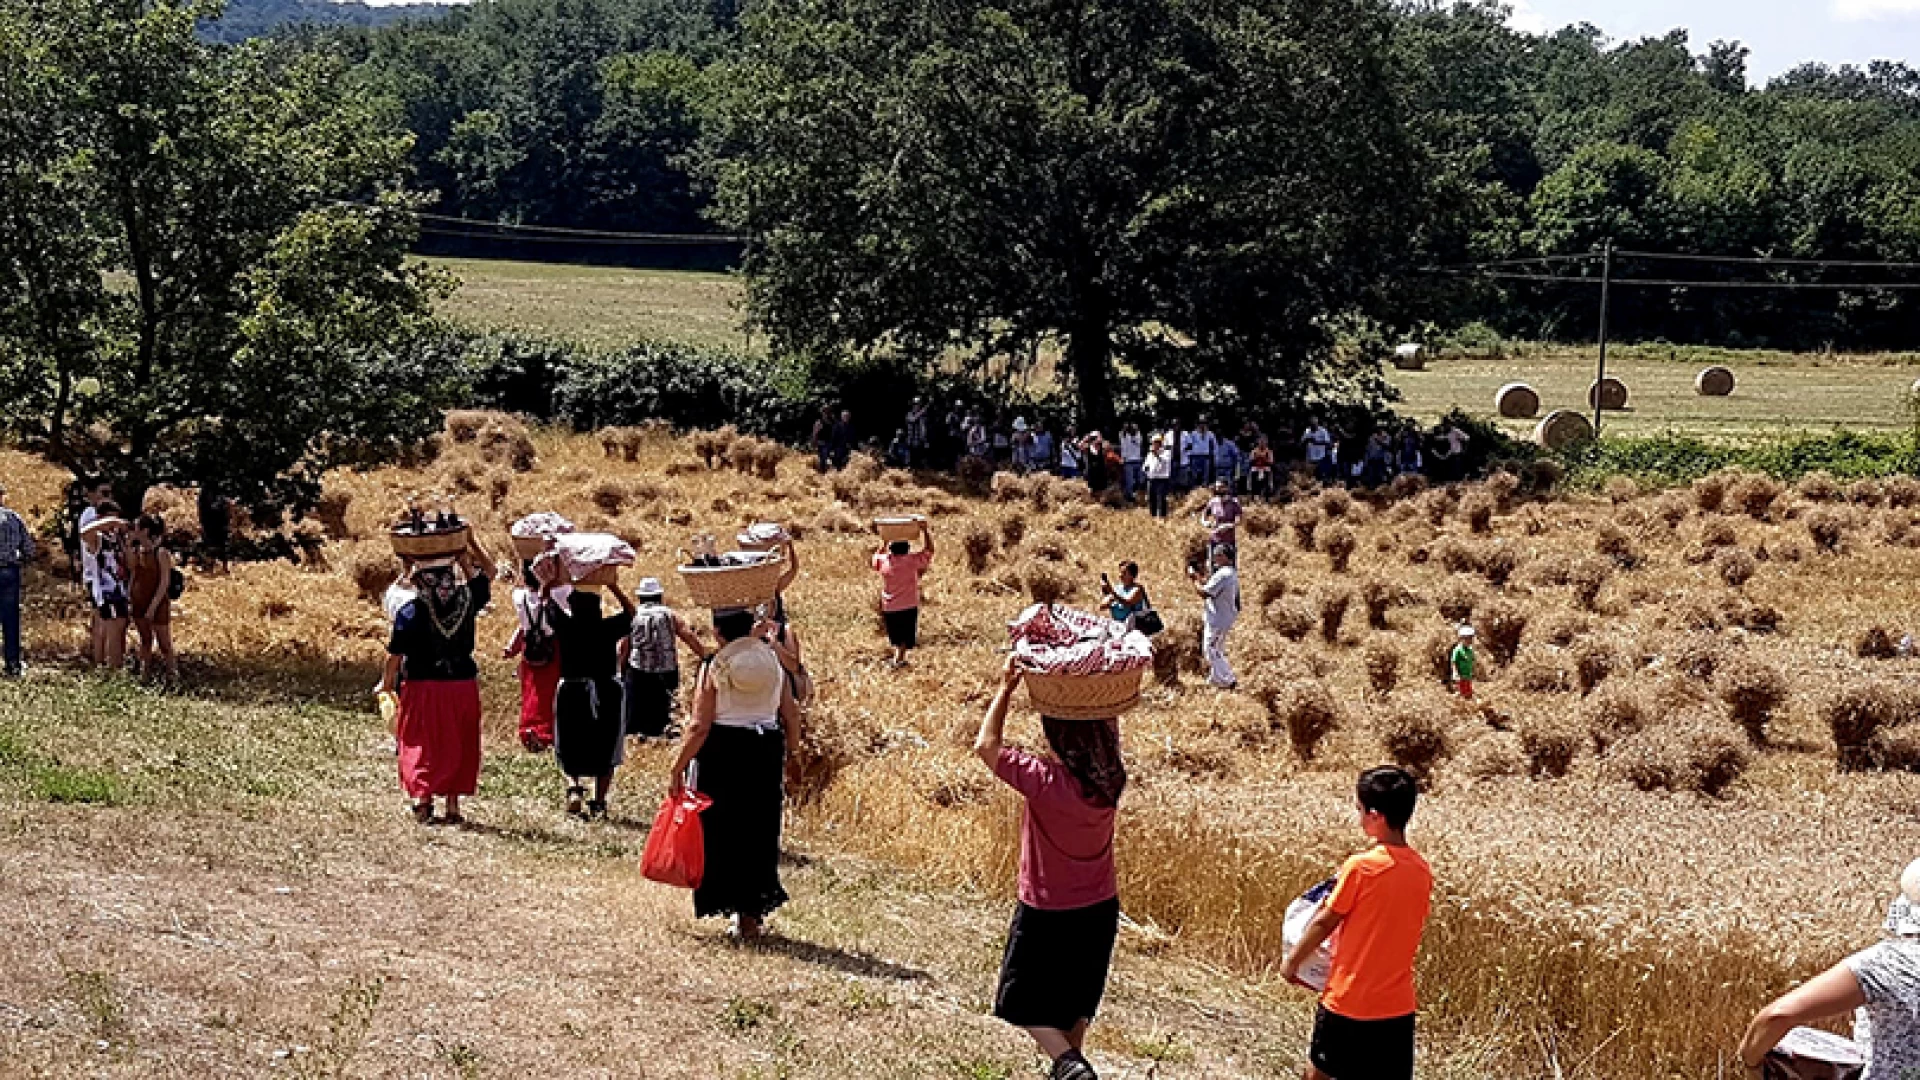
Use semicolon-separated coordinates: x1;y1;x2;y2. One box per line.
1281;766;1433;1080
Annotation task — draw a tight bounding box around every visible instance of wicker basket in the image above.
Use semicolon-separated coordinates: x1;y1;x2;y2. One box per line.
511;535;550;560
678;553;785;610
1024;669;1144;721
390;525;470;560
875;515;926;545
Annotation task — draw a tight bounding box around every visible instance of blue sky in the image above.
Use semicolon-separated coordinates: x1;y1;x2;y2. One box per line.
1509;0;1920;81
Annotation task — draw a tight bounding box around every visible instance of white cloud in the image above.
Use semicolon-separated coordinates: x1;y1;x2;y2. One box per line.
1834;0;1920;20
1505;0;1551;34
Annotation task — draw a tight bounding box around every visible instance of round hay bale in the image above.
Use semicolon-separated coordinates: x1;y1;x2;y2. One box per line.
1695;366;1735;397
1588;377;1629;411
1534;410;1595;450
1391;343;1427;371
1495;382;1540;419
1910;377;1920;399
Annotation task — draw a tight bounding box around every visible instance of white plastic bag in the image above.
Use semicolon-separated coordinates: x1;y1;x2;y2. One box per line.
1283;878;1338;993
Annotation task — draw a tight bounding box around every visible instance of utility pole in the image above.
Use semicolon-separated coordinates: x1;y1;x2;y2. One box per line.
1593;238;1614;436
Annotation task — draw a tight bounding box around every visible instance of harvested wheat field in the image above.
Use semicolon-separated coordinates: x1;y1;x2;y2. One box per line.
8;424;1920;1078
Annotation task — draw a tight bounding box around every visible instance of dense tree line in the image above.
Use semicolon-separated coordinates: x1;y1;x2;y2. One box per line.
298;0;1920;354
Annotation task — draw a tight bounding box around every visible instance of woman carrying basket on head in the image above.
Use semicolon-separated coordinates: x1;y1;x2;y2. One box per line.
973;655;1126;1080
504;556;566;752
668;608;802;940
872;521;934;668
377;533;497;826
542;555;637;820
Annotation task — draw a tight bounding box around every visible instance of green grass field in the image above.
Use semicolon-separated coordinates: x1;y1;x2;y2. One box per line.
430;257;1920;439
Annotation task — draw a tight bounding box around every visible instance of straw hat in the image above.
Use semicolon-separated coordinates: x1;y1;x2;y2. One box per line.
637;577;665;598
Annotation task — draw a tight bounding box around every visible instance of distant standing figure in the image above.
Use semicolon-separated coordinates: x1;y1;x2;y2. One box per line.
619;577;710;741
973;656;1127;1080
126;514;179;682
1188;545;1240;689
1249;438;1276;501
1202;480;1243;553
830;409;856;470
872;522;935;667
1396;422;1424;476
81;503;133;672
1144;435;1174;519
377;535;498;826
1304;419;1334;484
1450;626;1476;699
1119;424;1144;503
196;482;232;572
0;481;34;678
810;407;835;472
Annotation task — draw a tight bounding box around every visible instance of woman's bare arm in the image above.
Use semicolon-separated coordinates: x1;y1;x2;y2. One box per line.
972;656;1023;769
1736;962;1866;1069
670;668;718;791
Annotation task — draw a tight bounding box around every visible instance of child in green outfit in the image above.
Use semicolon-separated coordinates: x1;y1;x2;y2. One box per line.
1450;626;1476;700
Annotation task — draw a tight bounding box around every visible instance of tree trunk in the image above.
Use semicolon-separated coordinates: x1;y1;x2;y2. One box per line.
1065;316;1115;433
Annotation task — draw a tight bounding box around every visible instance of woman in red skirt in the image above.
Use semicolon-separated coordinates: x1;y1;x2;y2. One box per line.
377;536;497;825
503;556;565;751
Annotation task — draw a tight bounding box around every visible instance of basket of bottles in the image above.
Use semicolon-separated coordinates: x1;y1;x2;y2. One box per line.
390;497;471;560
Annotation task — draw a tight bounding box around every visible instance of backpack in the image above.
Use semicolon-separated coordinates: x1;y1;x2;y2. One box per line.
522;596;557;666
167;566;185;601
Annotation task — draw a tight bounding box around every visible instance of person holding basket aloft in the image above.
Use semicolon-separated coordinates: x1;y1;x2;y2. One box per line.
871;519;934;668
973;653;1128;1080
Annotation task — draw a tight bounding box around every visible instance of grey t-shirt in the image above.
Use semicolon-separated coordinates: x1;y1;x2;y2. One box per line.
1849;939;1920;1080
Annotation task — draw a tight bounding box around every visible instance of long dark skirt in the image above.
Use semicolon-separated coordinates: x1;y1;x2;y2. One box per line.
622;667;680;739
692;724;790;920
554;676;625;778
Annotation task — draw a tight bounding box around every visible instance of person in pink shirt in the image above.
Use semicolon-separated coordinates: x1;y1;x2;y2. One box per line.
871;521;935;667
973;655;1126;1080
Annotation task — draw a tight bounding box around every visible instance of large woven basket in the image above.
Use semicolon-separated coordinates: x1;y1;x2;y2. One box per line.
1024;669;1144;721
390;525;470;560
679;553;785;610
875;515;926;545
511;535;550;560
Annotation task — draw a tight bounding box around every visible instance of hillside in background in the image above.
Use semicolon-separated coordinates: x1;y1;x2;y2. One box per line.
197;0;453;43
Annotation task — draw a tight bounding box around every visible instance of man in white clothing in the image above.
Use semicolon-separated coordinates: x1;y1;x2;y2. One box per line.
1188;545;1240;689
1303;419;1334;483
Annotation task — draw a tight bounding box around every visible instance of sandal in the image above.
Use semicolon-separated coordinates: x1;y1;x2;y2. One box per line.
564;787;586;819
586;799;607;821
410;801;435;826
441;811;466;827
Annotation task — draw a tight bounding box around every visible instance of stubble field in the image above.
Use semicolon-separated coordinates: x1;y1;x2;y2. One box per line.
7;411;1920;1076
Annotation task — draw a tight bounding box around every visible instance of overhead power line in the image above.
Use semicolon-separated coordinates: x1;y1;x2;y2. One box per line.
1432;268;1920;290
1614;249;1920;271
334;199;748;244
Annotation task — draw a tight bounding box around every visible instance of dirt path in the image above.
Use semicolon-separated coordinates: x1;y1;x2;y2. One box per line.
0;681;1311;1079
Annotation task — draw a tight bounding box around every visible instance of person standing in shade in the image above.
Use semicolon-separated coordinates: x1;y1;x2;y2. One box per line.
81;504;133;673
1282;767;1433;1080
1058;428;1082;480
1450;626;1477;699
973;655;1127;1080
75;480;111;665
1216;430;1242;494
1118;424;1144;504
669;607;802;940
545;561;636;820
1395;421;1424;477
0;482;34;678
619;577;710;741
830;409;857;470
125;514;179;683
906;397;930;461
1249;437;1276;501
1303;419;1334;484
872;522;935;667
377;534;498;826
1188;545;1240;689
1191;421;1219;488
810;407;835;472
1143;435;1174;519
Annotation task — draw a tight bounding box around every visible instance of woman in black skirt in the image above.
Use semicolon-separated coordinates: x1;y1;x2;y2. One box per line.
972;656;1126;1080
668;608;801;939
545;559;635;820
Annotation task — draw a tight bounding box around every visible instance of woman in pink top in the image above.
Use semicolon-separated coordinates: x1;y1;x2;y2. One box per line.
871;521;935;667
973;656;1126;1080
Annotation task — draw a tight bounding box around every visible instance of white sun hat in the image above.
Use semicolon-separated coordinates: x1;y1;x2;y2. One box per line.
1887;858;1920;936
637;577;665;598
1458;625;1476;639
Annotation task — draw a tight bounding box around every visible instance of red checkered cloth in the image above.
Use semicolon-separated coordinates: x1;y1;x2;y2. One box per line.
1007;604;1154;675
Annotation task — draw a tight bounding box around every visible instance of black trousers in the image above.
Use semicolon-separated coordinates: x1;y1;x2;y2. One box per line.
1148;478;1170;518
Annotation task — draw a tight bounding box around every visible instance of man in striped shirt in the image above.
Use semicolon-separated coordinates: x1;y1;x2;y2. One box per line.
0;482;35;677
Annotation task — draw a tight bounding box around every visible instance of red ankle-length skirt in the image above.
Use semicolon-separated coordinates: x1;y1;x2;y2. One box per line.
518;656;560;749
397;678;483;799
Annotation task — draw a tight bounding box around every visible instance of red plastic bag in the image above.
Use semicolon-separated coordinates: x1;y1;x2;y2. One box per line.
642;783;713;889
